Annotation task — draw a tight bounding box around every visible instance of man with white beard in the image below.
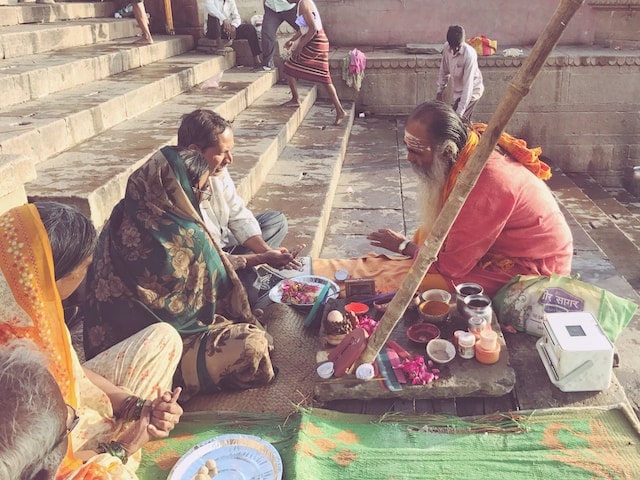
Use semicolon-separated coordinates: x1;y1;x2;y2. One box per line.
315;101;573;297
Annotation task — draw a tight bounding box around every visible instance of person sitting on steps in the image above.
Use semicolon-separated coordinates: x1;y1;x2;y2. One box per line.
204;0;263;69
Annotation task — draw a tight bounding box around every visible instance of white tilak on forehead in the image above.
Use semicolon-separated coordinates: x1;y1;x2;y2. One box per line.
404;131;431;152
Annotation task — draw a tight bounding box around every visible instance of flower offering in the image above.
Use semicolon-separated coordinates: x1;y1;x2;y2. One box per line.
280;279;321;305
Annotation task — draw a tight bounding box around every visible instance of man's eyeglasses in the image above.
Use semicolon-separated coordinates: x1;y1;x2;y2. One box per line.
52;404;79;450
192;186;213;202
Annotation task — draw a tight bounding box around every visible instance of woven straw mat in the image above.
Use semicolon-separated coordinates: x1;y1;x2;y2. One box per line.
184;303;320;416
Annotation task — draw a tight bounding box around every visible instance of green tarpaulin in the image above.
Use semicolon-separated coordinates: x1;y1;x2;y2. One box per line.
141;406;640;479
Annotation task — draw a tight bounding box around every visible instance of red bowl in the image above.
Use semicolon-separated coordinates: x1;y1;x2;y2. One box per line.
407;323;441;345
344;302;369;315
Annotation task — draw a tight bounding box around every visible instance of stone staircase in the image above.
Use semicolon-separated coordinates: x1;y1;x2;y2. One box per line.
2;3;639;417
1;2;354;257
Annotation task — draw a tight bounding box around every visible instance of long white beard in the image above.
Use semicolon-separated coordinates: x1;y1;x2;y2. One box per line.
413;156;450;236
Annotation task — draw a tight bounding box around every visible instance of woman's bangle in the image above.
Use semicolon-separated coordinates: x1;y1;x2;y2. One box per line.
115;395;136;420
97;441;129;465
131;397;146;421
116;395;145;421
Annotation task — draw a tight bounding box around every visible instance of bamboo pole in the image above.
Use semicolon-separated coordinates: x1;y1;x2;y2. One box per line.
359;0;586;366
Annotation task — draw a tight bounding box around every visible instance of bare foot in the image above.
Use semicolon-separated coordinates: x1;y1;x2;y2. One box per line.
334;110;347;126
281;99;300;107
134;37;153;45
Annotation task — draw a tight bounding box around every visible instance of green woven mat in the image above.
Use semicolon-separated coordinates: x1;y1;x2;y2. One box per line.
140;406;640;479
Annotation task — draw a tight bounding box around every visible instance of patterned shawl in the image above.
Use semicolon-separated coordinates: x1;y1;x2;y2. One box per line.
0;205;101;478
84;146;256;359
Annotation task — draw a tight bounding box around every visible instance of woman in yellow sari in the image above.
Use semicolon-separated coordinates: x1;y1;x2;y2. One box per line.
0;202;183;479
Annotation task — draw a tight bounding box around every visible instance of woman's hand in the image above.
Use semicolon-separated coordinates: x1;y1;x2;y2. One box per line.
115;402;153;456
147;387;183;439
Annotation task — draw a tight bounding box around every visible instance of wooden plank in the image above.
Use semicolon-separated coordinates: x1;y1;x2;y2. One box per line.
455;397;486;417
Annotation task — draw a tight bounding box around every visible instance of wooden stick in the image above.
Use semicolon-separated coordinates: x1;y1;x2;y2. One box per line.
359;0;586;365
164;0;175;35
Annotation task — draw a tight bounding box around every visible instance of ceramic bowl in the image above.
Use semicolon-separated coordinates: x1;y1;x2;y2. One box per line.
418;300;450;325
372;299;390;312
420;288;452;304
407;322;441;345
426;338;456;364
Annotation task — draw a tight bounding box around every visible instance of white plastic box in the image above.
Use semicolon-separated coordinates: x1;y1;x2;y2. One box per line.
536;312;614;392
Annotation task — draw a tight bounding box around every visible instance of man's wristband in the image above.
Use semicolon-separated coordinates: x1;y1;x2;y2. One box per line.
398;239;410;255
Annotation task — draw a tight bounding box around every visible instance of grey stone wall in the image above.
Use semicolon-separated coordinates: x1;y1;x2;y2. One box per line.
329;46;640;188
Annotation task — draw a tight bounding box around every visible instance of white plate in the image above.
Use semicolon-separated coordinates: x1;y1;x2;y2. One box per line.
167;434;283;480
268;275;339;307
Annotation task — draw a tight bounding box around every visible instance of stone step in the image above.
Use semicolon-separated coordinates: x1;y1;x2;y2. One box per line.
320;115;414;259
0;18;138;58
549;170;640;294
1;52;234;164
26;68;289;228
223;82;317;203
0;2;117;27
0;34;194;108
247;100;355;257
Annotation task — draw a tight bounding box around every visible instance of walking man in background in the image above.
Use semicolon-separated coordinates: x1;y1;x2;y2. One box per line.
436;25;484;123
261;0;299;70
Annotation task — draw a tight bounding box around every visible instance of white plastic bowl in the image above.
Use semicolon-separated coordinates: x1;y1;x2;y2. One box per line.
316;361;335;379
426;339;456;364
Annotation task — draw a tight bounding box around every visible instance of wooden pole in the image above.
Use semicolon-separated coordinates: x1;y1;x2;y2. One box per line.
359;0;586;365
163;0;175;35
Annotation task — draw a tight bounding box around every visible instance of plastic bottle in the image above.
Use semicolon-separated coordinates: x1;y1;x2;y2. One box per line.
457;332;476;359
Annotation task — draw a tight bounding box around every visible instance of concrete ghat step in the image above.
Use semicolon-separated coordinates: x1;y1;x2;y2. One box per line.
565;172;640;285
321;115;415;259
1;53;234;164
549;170;640;294
0;18;138;59
26;68;278;227
0;34;193;108
247;100;354;257
0;2;117;27
226;83;317;203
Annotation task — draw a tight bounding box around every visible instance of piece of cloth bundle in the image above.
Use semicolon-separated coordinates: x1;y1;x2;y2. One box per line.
467;35;497;56
342;48;366;91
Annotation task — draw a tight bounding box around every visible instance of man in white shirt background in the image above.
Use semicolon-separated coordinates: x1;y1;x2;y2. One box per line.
436;25;485;124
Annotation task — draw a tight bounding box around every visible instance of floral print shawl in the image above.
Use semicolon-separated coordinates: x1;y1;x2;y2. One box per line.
84;146;257;359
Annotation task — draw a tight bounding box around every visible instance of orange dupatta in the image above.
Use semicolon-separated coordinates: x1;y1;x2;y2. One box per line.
0;205;103;478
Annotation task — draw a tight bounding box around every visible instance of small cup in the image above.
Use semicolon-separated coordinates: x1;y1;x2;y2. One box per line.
418;300;450;325
420;288;452;304
316;361;335;379
355;363;375;380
